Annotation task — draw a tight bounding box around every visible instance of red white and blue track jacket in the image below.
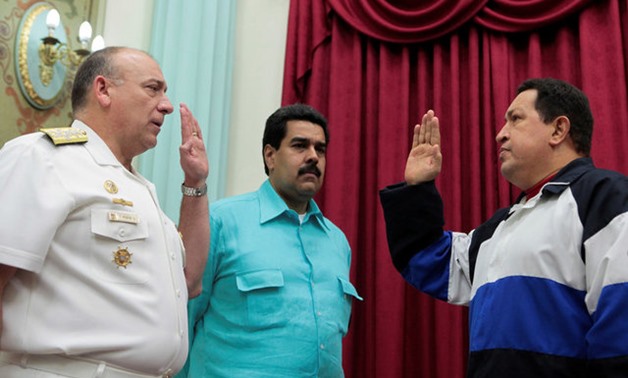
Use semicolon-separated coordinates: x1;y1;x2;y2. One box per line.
380;158;628;378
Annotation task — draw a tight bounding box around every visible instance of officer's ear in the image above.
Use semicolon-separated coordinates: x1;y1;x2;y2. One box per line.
93;75;113;108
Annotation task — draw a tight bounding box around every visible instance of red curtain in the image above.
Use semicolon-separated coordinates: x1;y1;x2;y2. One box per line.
282;1;628;377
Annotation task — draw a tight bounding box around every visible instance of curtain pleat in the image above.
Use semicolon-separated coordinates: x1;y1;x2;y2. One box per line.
474;0;595;31
328;0;488;43
324;0;597;43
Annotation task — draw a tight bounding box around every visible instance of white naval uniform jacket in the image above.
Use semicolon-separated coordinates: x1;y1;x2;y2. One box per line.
0;120;189;376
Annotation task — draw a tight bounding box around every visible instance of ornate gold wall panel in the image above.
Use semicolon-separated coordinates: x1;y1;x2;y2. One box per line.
0;0;101;147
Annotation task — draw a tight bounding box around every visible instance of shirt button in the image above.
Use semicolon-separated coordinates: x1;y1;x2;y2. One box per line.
118;228;125;237
317;311;322;316
176;290;181;297
170;253;176;260
320;344;325;350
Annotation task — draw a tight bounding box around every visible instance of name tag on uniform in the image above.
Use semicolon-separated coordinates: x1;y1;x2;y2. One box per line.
108;211;140;224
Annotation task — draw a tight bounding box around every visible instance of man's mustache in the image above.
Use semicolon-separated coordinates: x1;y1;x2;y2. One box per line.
298;163;321;177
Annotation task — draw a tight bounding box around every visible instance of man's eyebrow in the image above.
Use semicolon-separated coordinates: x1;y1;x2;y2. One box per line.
143;78;167;89
290;136;326;146
505;108;518;120
290;136;310;143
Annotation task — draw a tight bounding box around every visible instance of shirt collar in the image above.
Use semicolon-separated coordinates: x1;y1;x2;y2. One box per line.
514;157;594;203
72;120;124;168
258;180;329;230
524;172;557;200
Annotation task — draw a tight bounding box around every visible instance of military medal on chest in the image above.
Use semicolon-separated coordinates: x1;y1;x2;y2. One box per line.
105;180;137;269
104;179;119;194
112;246;132;269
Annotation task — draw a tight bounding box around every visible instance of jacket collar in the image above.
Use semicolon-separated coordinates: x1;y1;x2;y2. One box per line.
515;157;594;203
72;120;125;168
258;180;329;230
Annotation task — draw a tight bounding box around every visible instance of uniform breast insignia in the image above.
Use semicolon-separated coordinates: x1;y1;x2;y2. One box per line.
104;180;118;194
112;198;134;207
112;247;132;269
39;127;88;145
108;210;139;224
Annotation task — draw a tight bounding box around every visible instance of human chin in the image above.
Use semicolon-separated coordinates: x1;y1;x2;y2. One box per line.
298;181;319;196
499;160;517;182
142;133;159;150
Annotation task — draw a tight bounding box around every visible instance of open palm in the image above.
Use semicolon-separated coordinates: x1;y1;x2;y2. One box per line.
179;103;209;187
404;110;442;185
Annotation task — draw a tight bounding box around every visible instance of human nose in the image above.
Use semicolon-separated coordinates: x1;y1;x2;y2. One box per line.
305;145;319;163
158;96;174;115
495;123;508;144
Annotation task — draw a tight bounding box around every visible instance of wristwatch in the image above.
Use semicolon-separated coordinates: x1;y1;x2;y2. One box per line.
181;182;208;197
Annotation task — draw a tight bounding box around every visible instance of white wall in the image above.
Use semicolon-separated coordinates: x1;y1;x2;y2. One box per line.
102;0;154;50
102;0;290;197
227;0;289;196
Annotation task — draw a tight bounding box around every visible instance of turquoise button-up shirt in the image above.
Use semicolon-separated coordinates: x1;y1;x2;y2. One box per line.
179;180;361;378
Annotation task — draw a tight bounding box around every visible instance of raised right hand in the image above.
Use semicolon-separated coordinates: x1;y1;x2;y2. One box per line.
404;110;442;185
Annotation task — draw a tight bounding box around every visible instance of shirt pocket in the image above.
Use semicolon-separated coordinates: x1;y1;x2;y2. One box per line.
337;277;362;334
90;208;150;284
236;269;287;329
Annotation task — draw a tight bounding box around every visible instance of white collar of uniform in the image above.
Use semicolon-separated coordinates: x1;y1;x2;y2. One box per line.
72;120;124;168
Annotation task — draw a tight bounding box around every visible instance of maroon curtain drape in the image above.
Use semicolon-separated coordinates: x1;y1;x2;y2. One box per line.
282;1;628;377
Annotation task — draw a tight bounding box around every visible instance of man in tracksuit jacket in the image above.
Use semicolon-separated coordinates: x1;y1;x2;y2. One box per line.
380;78;627;377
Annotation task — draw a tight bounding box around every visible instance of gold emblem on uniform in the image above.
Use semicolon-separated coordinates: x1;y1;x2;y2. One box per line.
112;247;132;268
112;198;134;207
104;180;118;194
39;127;88;145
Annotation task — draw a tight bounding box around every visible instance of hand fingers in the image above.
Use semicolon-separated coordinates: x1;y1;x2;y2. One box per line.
418;116;426;145
419;109;441;146
430;114;440;147
411;124;421;149
180;104;191;139
412;109;440;148
416;110;433;145
423;110;435;144
180;103;202;140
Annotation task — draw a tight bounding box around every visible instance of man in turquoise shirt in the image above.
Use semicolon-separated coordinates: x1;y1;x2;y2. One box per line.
179;104;362;377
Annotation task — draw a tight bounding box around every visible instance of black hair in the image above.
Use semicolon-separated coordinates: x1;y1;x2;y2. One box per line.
262;103;329;175
517;78;593;156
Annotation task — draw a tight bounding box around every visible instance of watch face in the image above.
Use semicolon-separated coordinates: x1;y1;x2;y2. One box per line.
182;183;207;197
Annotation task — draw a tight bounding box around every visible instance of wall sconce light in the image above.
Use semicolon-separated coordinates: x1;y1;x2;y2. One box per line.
39;9;105;86
15;2;105;109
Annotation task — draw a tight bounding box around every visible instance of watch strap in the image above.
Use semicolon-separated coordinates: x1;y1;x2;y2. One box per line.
181;183;207;197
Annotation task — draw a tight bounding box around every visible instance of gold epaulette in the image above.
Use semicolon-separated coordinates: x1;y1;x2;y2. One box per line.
40;127;88;145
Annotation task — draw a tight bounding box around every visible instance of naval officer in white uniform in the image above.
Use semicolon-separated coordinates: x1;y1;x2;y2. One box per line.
0;46;210;378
